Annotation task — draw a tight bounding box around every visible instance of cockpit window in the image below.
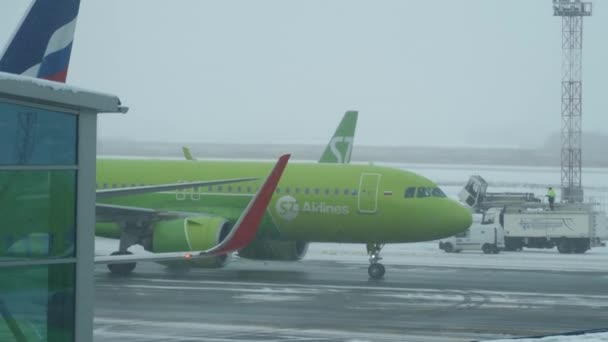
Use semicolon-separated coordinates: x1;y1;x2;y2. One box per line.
404;187;416;198
416;187;430;198
431;188;447;198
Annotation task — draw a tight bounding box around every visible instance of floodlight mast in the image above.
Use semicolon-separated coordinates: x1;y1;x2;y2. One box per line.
552;0;592;203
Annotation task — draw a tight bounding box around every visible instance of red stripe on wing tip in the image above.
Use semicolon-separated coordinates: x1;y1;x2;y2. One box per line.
214;154;290;253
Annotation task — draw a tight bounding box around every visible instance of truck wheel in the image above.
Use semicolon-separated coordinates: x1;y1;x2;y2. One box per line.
573;242;589;254
482;244;492;254
557;240;572;254
505;240;521;252
443;243;453;253
492;245;500;254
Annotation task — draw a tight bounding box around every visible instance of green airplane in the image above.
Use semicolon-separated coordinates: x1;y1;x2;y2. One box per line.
95;112;471;279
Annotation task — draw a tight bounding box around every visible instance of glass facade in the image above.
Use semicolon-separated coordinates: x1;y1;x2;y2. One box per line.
0;102;77;165
0;264;75;342
0;101;78;342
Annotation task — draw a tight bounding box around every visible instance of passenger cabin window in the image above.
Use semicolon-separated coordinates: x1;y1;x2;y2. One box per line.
247;186;252;193
295;188;301;194
305;188;310;195
404;187;416;198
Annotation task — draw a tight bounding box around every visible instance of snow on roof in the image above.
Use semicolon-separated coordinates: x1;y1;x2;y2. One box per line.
0;72;128;114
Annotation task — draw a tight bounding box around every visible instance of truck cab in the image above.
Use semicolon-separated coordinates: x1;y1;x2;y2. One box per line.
439;208;505;254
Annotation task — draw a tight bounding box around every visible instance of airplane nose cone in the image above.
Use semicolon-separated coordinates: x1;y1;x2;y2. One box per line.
441;201;472;237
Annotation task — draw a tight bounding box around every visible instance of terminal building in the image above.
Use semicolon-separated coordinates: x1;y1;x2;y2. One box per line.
0;72;126;341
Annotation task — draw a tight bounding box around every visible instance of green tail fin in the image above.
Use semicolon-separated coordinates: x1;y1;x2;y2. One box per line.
182;146;196;161
318;110;358;164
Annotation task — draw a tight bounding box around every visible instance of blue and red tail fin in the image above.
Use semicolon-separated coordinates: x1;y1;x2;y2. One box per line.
0;0;81;83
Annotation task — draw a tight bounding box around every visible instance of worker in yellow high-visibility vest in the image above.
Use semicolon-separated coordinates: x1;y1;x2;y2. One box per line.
546;187;557;210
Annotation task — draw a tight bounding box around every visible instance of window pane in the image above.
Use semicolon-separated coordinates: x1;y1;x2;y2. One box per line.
0;102;77;165
0;170;76;259
0;264;74;342
431;188;447;198
416;187;429;198
404;187;416;198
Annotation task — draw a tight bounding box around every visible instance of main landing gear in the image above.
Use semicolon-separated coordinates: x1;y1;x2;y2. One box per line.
107;221;151;276
366;243;386;280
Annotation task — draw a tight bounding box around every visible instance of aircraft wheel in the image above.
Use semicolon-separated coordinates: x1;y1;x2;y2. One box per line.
107;251;136;275
368;263;385;280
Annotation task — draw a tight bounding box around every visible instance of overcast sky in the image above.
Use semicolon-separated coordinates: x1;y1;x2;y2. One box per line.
0;1;607;147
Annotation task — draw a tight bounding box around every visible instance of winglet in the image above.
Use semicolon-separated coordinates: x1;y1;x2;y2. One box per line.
182;146;196;161
203;153;290;255
318;110;358;164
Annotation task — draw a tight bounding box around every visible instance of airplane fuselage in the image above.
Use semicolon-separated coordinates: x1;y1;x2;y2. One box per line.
96;159;471;244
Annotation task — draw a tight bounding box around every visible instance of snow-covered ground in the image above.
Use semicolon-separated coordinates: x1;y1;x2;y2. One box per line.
305;241;608;272
486;331;608;342
96;237;608;273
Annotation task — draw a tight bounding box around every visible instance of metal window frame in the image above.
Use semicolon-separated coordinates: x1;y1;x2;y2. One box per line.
0;97;98;342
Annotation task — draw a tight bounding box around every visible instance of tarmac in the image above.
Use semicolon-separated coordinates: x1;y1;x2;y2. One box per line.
93;250;608;342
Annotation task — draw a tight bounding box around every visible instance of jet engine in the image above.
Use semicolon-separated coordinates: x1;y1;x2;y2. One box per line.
152;216;232;268
238;240;309;261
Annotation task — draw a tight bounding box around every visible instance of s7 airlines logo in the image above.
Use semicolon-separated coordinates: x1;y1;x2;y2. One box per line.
329;136;354;164
275;195;350;221
276;195;300;221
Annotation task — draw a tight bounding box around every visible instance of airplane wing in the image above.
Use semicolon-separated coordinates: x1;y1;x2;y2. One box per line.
95;154;290;265
96;178;254;199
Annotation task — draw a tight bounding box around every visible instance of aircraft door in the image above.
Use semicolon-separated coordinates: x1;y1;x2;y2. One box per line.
358;173;381;214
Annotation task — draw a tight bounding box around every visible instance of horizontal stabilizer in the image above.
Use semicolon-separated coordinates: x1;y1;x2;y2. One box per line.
182;146;196;161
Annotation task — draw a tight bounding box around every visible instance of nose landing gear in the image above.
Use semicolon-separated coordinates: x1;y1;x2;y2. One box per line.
367;243;386;280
